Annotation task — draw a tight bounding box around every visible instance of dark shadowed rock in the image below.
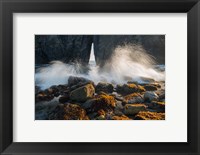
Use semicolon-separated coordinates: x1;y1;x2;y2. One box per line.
35;35;165;66
59;95;70;103
144;85;158;91
95;82;114;94
68;76;93;87
93;35;165;66
35;35;93;64
147;101;165;112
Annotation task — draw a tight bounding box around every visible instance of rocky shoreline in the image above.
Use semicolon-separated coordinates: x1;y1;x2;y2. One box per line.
35;76;165;120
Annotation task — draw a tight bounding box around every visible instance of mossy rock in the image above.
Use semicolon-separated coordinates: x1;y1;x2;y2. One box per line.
116;84;145;95
135;111;165;120
82;94;116;112
49;103;89;120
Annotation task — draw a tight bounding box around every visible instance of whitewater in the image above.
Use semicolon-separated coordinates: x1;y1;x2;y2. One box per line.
35;44;165;90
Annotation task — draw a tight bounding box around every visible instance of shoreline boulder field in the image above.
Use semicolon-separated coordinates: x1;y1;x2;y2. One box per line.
35;76;165;120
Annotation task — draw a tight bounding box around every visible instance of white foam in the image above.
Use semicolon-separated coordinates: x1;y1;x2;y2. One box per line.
35;44;165;89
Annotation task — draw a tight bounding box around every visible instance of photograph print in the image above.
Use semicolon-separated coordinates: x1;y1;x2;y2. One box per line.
35;35;165;120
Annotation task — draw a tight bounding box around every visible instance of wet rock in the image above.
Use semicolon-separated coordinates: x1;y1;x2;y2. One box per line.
147;101;165;112
49;103;89;120
50;85;60;97
115;101;124;109
35;86;41;94
114;109;124;116
116;84;145;95
59;95;70;103
35;92;54;102
68;76;93;87
112;115;131;120
139;77;155;83
82;94;116;112
144;91;159;102
135;111;165;120
124;104;147;115
124;93;144;104
95;82;114;94
70;84;95;102
144;85;157;91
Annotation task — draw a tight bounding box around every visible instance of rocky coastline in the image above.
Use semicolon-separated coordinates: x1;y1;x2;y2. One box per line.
35;76;165;120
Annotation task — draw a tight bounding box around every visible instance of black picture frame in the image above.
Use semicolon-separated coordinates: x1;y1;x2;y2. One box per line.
0;0;200;154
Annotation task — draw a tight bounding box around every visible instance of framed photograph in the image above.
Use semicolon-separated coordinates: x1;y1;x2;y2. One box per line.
0;0;200;154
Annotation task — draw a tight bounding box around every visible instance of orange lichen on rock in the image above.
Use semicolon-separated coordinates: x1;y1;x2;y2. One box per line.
124;93;141;100
112;115;131;120
135;111;165;120
49;104;89;120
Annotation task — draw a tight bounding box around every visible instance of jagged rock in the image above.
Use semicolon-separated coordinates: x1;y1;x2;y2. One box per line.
135;111;165;120
82;94;116;112
144;91;159;102
70;84;95;102
95;82;114;94
124;104;147;115
49;104;89;120
116;84;145;95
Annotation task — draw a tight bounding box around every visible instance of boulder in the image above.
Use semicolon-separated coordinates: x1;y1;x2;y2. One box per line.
82;94;116;112
70;84;95;102
95;82;114;94
116;84;145;95
144;85;158;91
59;95;70;103
68;76;93;87
144;91;159;102
147;101;165;112
49;103;89;120
124;104;147;115
124;93;144;104
135;111;165;120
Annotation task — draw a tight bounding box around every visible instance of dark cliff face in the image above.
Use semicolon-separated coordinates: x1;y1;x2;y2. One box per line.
93;35;165;66
35;35;165;65
35;35;93;65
